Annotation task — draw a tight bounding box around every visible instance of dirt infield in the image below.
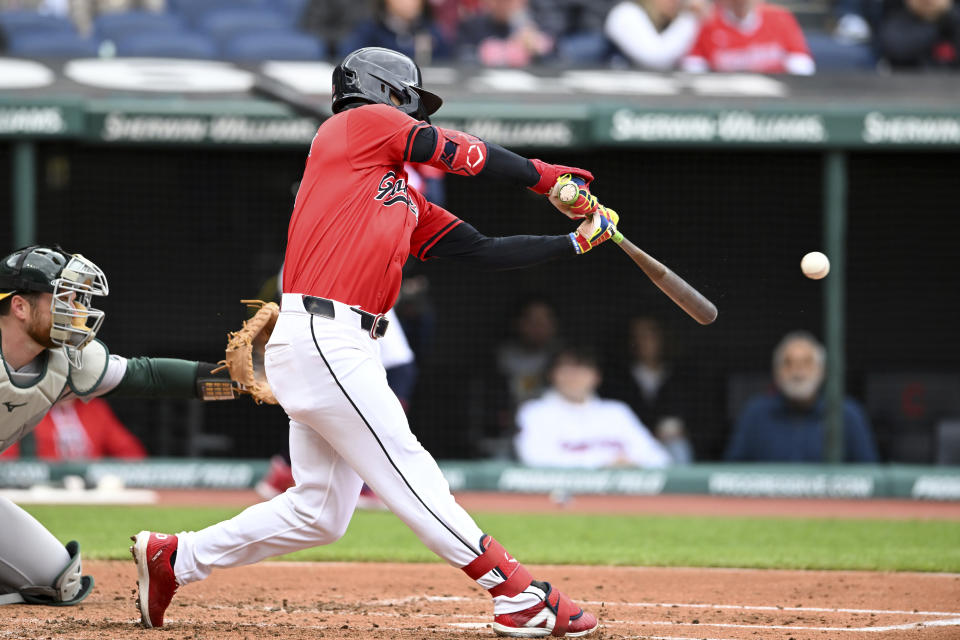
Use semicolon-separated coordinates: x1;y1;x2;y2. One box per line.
3;492;958;639
2;561;958;640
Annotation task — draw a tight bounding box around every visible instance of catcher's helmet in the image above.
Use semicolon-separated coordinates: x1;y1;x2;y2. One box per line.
0;245;108;368
332;47;442;121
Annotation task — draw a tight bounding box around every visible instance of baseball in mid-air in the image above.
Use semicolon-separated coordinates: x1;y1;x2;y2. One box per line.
801;251;830;279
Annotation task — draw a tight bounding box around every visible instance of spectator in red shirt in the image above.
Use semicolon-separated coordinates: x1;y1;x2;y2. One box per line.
0;397;145;460
681;0;815;74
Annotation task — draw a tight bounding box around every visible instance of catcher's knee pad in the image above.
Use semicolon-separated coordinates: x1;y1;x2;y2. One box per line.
18;541;94;606
461;535;532;597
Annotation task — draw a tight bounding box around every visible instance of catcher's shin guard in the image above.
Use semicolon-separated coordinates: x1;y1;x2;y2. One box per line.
17;541;94;606
461;535;533;597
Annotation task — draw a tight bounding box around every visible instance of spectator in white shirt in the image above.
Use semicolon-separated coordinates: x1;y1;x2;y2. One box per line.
604;0;710;70
514;346;672;469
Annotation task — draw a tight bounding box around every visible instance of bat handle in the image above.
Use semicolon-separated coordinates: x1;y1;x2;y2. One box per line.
559;175;623;245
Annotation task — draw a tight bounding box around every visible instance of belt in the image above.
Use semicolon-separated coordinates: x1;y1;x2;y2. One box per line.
282;293;389;340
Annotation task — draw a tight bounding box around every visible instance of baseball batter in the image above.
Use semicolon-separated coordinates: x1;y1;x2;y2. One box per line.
132;47;618;638
0;245;235;607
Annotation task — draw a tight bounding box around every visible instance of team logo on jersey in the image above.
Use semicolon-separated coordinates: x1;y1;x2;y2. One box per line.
375;171;419;219
3;401;27;413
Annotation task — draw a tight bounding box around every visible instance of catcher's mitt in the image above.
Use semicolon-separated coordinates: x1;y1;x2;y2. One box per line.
214;300;280;404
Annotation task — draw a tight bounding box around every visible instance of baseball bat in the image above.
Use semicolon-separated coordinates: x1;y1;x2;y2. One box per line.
251;74;328;120
558;180;718;326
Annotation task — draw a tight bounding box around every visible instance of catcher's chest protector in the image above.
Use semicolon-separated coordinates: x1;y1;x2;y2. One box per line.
0;341;108;453
0;350;69;453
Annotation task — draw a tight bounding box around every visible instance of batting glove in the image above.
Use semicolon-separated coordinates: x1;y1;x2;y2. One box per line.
570;205;619;255
549;174;601;219
528;159;594;196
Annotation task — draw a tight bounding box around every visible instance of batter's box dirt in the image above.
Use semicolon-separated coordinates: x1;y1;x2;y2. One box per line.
1;562;957;640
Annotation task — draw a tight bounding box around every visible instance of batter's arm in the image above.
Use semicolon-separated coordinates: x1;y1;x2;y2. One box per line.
425;221;575;269
409;126;590;194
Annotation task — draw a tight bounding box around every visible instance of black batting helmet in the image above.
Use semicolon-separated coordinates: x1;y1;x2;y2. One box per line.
332;47;442;121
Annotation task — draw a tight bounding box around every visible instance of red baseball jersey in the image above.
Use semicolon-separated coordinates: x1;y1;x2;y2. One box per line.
685;4;810;73
283;104;461;314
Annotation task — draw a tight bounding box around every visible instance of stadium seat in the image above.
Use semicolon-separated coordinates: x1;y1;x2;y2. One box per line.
221;31;322;61
0;10;77;38
168;0;267;25
725;372;774;423
270;0;309;22
93;10;185;42
114;31;218;59
865;373;960;463
198;7;291;44
7;32;100;57
936;420;960;465
804;31;877;71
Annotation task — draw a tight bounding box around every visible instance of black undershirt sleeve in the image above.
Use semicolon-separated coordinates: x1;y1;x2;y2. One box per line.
427;221;574;270
408;126;540;188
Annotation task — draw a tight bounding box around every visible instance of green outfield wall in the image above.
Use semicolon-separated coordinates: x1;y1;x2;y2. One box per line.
0;460;958;500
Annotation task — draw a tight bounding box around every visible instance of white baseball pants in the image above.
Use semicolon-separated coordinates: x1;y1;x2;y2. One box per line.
174;295;533;611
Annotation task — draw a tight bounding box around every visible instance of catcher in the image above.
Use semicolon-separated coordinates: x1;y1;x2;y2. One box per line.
0;244;235;607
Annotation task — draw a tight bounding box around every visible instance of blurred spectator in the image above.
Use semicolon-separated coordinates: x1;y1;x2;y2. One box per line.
496;296;560;409
877;0;960;68
300;0;374;57
0;397;146;460
514;346;671;468
801;0;878;72
458;0;554;66
602;316;694;463
833;0;881;43
605;0;708;70
531;0;617;65
681;0;816;74
429;0;481;41
725;331;879;463
338;0;451;64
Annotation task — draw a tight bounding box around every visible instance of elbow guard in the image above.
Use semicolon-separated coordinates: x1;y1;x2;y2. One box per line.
425;127;488;176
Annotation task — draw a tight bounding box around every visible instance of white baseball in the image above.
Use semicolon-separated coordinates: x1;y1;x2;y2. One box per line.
801;251;830;279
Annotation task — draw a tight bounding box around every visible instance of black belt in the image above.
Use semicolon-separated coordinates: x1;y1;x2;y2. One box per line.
301;295;389;340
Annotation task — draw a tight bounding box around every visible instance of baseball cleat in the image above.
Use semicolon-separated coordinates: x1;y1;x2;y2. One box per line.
255;455;295;500
492;581;598;637
130;531;179;628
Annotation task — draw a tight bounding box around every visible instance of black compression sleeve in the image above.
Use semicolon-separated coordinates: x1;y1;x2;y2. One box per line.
409;125;437;162
409;127;539;187
427;221;574;270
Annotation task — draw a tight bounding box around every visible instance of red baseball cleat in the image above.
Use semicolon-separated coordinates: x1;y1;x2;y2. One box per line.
130;531;179;628
492;581;598;637
255;455;295;500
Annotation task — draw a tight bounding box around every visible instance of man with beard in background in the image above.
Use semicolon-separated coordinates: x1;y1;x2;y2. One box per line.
725;331;879;462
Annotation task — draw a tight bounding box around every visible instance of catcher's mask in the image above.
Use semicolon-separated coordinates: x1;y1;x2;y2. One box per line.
332;47;443;122
0;245;109;368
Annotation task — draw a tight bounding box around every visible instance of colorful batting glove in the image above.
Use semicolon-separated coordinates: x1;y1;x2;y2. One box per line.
570;205;620;255
552;174;600;219
528;159;594;195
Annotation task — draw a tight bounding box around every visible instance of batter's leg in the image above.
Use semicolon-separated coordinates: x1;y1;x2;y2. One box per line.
267;317;549;615
174;420;363;585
